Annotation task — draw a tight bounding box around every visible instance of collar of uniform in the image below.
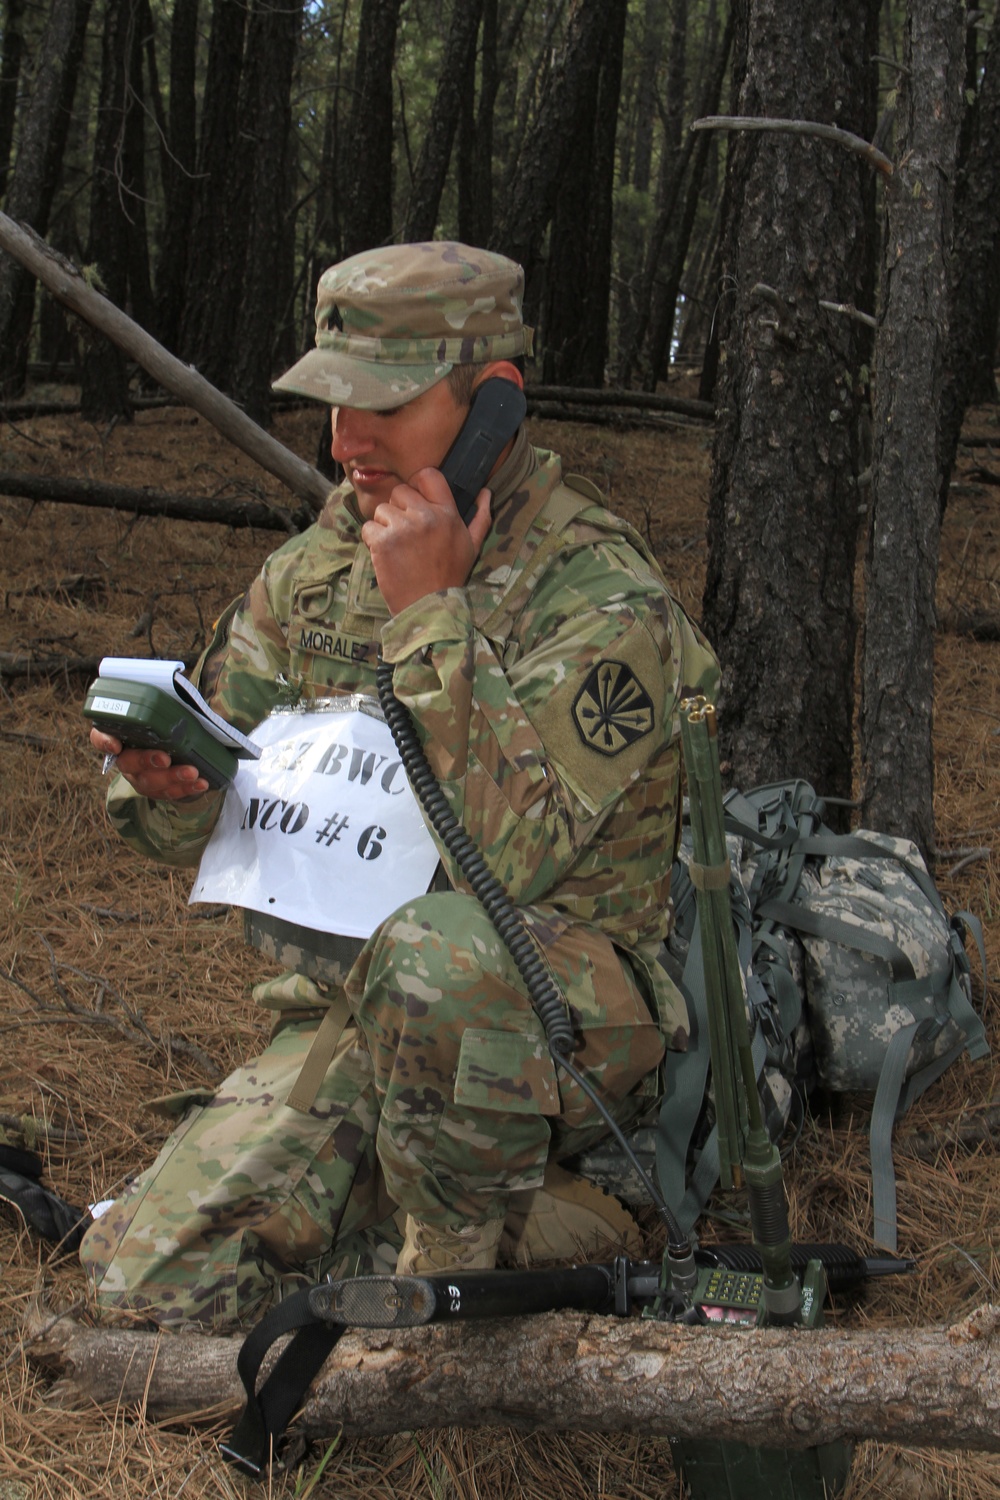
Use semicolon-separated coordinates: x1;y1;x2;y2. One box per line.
488;426;536;516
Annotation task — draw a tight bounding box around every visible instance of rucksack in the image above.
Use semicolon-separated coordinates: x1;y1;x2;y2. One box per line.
577;779;989;1253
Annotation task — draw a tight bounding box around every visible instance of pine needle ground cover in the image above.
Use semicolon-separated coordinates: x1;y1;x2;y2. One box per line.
1;395;998;1499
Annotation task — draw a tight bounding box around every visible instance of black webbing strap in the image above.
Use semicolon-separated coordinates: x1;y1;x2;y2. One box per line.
220;1289;344;1476
0;1145;89;1251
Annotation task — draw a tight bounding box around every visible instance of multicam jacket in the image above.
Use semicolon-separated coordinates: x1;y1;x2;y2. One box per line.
106;430;719;1040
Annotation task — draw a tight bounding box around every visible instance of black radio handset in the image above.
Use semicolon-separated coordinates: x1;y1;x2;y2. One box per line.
438;378;527;523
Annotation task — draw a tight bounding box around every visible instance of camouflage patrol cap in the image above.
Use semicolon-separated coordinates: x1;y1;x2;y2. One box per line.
273;241;534;410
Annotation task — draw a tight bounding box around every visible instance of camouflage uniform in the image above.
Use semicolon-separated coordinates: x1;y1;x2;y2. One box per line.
80;243;719;1328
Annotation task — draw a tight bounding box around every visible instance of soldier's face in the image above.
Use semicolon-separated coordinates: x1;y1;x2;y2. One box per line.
331;380;469;520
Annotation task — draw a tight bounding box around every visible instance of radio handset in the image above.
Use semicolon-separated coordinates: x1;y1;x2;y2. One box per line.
438;378;527;523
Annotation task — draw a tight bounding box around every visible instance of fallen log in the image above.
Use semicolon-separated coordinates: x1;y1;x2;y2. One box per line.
525;399;710;432
0;213;329;513
25;1302;1000;1452
899;1102;1000;1161
526;384;714;421
0;650;101;679
0;471;315;531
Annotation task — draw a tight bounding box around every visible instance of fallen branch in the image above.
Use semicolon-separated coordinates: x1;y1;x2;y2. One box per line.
899;1103;1000;1162
526;385;714;420
526;401;708;433
0;471;313;532
25;1303;1000;1452
0;214;329;512
691;115;894;177
0;650;101;679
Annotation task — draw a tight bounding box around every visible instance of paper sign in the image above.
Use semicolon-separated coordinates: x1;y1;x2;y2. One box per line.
190;704;440;938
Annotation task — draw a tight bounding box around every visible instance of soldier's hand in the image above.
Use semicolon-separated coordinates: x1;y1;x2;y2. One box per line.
90;727;210;800
361;467;492;615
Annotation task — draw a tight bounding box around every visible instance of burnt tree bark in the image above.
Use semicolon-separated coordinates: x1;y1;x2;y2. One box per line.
154;0;199;354
80;0;143;420
0;0;25;198
701;0;878;804
859;0;966;852
938;4;1000;515
177;0;247;385
643;9;733;390
541;0;627;387
339;0;404;259
491;0;621;327
0;0;90;397
403;0;484;243
228;0;306;425
612;0;670;387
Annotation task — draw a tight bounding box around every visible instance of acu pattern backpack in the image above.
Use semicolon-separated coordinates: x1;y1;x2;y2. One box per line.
575;779;989;1253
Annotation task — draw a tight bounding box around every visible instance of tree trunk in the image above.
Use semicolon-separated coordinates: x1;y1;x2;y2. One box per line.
612;0;669;387
644;11;733;389
154;0;199;353
123;0;154;338
228;0;306;425
701;0;878;806
340;0;404;259
541;0;626;388
491;0;620;326
27;1302;1000;1453
0;0;25;198
859;0;965;853
938;4;1000;515
0;0;90;397
457;0;495;247
79;0;139;421
404;0;484;242
178;0;247;385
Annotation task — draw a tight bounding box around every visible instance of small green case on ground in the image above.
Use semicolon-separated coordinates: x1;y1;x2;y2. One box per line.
83;676;239;788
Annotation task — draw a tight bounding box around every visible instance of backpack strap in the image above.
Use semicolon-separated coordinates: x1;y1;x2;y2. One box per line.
754;897;918;981
762;857;989;1253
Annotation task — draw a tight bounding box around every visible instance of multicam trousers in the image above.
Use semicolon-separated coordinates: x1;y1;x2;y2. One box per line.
80;893;665;1329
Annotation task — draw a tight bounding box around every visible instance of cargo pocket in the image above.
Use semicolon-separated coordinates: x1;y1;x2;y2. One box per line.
84;1022;381;1329
453;1026;561;1115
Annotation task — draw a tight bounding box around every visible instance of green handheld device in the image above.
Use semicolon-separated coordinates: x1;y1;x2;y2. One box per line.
83;657;261;790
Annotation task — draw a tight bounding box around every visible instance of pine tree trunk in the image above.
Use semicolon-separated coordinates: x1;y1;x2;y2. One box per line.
178;0;247;384
938;5;1000;513
404;0;484;243
340;0;404;259
542;0;626;388
860;0;966;852
79;0;137;420
0;0;90;397
228;0;306;425
702;0;879;806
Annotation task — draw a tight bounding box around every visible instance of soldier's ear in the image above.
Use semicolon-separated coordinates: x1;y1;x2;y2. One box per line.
472;361;524;393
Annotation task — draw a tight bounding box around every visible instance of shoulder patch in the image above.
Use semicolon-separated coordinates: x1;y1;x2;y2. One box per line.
572;660;655;756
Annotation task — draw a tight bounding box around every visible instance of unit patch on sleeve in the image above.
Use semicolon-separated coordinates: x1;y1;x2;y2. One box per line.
572;660;655;756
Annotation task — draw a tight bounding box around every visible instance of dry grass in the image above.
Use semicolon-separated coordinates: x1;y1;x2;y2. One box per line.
0;389;999;1497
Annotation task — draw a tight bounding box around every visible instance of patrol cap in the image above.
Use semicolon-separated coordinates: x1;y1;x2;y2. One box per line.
273;241;534;411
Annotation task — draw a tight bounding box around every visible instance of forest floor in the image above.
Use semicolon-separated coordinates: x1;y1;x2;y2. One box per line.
1;384;999;1499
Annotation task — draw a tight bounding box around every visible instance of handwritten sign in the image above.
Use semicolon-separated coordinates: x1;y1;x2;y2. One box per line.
190;705;439;938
